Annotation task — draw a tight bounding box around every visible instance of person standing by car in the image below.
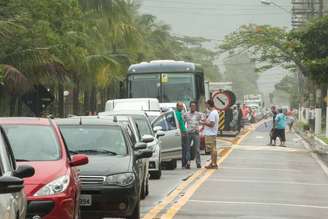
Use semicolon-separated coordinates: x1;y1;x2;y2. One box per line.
275;109;287;147
184;101;202;168
176;101;190;169
201;100;219;169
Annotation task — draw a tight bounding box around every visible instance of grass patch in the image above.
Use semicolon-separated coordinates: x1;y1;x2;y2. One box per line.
318;136;328;144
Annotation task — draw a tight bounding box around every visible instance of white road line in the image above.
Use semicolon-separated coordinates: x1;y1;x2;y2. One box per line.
221;166;301;172
207;178;328;186
189;200;328;209
224;158;314;164
234;145;309;153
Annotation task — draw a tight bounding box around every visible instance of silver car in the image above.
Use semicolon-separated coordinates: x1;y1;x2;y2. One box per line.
152;110;182;170
99;111;164;180
0;127;34;219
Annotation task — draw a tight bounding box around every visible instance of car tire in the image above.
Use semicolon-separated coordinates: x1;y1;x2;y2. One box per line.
127;200;140;219
166;159;177;170
150;167;162;179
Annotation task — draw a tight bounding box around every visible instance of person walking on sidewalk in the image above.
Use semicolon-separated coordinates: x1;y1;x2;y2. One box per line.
184;101;203;168
201;100;219;169
275;109;287;147
176;101;190;169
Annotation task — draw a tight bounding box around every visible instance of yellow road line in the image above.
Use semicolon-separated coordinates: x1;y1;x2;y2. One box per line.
143;124;257;219
142;149;223;219
160;147;234;219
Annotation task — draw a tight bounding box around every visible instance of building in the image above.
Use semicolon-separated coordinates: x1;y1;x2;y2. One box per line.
292;0;328;28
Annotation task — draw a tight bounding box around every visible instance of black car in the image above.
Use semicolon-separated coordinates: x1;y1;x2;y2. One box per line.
56;117;152;219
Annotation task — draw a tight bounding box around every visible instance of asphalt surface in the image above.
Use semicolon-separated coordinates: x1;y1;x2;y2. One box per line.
139;121;328;219
172;122;328;219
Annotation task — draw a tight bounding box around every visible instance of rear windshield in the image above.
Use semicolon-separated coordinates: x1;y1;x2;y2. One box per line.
3;125;61;161
134;117;153;136
60;125;127;156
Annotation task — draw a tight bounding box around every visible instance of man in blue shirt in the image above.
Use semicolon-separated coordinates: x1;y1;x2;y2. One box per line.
275;109;287;147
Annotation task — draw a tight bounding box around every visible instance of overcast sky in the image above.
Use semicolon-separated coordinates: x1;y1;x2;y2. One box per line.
138;0;292;103
138;0;291;40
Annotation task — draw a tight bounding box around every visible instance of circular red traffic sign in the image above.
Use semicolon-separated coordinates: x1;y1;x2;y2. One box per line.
212;91;232;111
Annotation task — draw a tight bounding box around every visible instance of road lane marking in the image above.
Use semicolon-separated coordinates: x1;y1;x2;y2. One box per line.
189;200;328;209
206;178;328;186
160;147;234;219
144;121;256;219
234;145;309;153
142;149;223;219
220;166;301;172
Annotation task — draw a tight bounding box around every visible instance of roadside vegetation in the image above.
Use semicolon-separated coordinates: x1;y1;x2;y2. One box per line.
0;0;221;117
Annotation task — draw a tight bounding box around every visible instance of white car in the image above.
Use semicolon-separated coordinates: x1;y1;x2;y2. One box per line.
152;110;182;170
105;98;161;112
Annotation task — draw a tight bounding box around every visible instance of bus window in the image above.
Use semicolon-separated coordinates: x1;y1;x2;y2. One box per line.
129;74;160;98
161;73;195;104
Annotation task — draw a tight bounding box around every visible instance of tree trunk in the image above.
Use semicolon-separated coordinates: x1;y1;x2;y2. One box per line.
9;95;17;116
58;84;64;118
90;86;97;114
17;97;23;116
73;74;80;115
83;90;90;115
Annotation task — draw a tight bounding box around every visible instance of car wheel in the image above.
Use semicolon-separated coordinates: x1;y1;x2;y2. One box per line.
166;159;177;170
127;200;140;219
150;167;162;179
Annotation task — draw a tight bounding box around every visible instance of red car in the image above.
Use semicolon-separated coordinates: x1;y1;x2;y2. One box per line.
0;118;88;219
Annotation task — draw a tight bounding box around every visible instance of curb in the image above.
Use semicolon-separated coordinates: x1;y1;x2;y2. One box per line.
295;129;328;154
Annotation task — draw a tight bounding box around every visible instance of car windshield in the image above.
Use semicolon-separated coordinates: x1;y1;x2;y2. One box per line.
134;117;153;136
60;126;127;156
3;125;61;161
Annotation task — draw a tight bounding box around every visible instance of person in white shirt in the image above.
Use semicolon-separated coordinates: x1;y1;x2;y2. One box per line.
200;99;219;169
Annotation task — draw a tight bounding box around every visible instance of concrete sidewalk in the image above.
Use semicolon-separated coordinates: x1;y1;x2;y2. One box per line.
173;123;328;219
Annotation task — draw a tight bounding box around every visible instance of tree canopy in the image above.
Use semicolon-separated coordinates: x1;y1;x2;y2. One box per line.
0;0;220;116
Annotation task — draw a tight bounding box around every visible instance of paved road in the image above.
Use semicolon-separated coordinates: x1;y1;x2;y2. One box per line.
141;122;328;219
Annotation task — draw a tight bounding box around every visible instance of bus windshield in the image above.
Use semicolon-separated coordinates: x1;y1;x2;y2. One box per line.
128;73;196;103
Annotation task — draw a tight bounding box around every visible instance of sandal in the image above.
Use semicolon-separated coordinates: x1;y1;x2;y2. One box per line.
205;163;218;169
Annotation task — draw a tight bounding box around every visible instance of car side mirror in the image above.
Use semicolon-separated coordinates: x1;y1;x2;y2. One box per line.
156;130;165;138
135;150;153;160
134;142;147;151
14;165;35;179
142;135;154;143
153;126;162;133
0;176;24;194
70;154;89;167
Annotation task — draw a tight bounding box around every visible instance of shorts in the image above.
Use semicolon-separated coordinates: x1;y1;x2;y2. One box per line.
276;129;286;142
205;136;217;152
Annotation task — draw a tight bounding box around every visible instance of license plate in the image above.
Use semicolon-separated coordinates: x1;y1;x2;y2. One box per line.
80;194;92;206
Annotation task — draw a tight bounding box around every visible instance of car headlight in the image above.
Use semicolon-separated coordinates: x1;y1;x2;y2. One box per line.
105;173;135;187
34;175;70;196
